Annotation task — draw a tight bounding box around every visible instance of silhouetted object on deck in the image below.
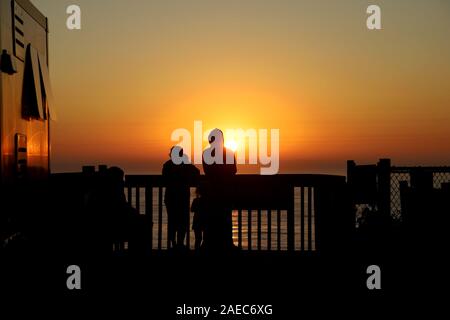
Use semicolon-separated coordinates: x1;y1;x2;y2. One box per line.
85;166;147;255
0;179;49;254
400;170;450;253
202;129;237;251
355;204;394;251
347;159;450;254
347;159;394;251
163;146;200;249
191;185;207;250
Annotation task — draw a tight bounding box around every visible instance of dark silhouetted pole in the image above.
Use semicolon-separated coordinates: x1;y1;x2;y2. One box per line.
377;158;391;217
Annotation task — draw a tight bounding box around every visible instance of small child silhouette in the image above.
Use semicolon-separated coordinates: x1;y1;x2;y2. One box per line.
191;185;207;250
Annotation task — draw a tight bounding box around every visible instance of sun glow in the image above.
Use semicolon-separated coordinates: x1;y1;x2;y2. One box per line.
225;139;239;152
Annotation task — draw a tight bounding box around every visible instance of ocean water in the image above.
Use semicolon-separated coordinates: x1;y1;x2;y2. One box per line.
126;188;316;251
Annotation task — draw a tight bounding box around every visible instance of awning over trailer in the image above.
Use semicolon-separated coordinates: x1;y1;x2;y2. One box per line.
22;44;56;120
38;51;56;120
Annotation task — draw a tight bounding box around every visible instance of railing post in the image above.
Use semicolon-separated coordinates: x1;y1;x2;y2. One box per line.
307;187;312;251
287;186;295;251
145;186;153;250
135;187;140;213
247;209;252;250
300;187;305;251
238;209;242;249
377;158;391;217
158;186;163;250
277;209;281;251
399;181;409;222
257;209;262;250
314;178;351;253
267;210;272;251
347;160;356;183
410;167;433;190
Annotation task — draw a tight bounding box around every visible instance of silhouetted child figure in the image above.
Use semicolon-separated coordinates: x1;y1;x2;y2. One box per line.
191;185;207;250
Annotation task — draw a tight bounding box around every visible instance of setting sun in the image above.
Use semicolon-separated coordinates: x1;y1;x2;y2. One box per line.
32;0;450;175
225;140;239;152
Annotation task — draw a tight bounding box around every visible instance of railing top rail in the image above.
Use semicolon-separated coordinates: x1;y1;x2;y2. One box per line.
124;174;346;187
391;166;450;173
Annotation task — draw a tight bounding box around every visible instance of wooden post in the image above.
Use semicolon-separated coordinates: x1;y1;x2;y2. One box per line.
347;160;356;184
313;179;350;253
135;187;140;213
300;186;305;251
307;187;312;251
145;186;153;250
399;181;409;223
267;210;272;251
238;209;242;249
277;209;281;251
377;158;391;217
247;209;252;250
158;186;163;250
287;186;295;251
410;168;433;190
257;209;262;250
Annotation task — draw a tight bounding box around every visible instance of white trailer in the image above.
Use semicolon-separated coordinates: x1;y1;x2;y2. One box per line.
0;0;54;185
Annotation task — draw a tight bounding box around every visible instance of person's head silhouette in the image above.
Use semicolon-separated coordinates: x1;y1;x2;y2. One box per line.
170;145;190;164
170;145;183;158
106;166;125;193
208;128;224;148
107;166;124;182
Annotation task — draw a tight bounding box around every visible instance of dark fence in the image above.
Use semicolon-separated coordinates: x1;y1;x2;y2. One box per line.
390;166;450;219
124;174;349;252
348;159;450;221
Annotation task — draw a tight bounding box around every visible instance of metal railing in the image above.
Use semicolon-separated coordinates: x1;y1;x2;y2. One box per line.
124;174;347;252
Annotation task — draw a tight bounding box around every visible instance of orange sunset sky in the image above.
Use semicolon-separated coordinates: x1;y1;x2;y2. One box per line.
31;0;450;174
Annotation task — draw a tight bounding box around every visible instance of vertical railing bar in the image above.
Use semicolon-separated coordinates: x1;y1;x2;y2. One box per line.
145;186;153;250
158;186;163;250
300;186;305;251
267;209;272;251
247;209;252;251
166;200;170;249
312;187;315;251
238;209;242;249
127;186;132;206
135;186;140;214
257;209;261;251
186;189;191;250
287;187;295;251
277;209;281;251
308;186;312;251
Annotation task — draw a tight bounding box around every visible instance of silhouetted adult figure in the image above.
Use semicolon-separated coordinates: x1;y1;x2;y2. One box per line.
163;146;200;249
202;129;237;251
105;167;147;253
